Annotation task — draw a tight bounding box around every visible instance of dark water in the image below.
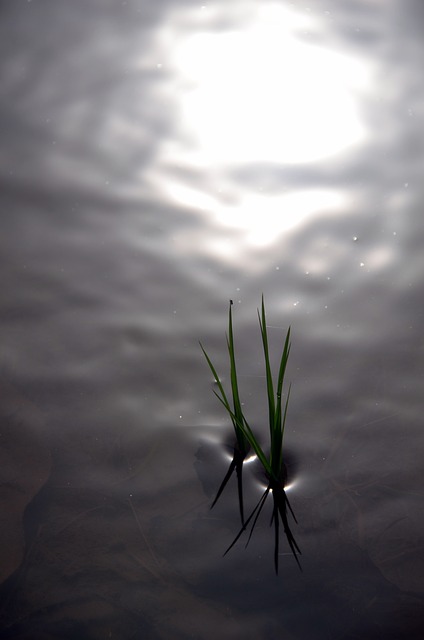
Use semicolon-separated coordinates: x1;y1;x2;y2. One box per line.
1;0;424;637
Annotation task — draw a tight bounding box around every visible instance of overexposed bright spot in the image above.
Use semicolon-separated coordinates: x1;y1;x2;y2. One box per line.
165;180;217;212
213;188;346;246
143;2;372;254
221;450;257;464
254;478;299;492
166;179;346;247
172;4;369;165
283;480;298;493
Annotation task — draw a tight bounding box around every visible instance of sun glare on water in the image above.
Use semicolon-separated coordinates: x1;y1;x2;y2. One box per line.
174;6;367;165
152;4;371;249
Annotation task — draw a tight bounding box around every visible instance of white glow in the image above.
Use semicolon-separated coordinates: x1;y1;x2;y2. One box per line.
173;4;368;165
213;189;347;246
165;178;347;248
145;3;372;252
221;451;257;463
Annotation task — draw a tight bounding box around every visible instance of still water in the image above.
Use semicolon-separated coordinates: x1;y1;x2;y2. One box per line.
1;0;424;637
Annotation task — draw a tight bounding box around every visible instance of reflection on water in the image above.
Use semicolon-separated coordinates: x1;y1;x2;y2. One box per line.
169;3;368;164
149;2;371;253
1;0;424;638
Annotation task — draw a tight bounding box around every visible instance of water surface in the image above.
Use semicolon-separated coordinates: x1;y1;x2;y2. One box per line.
1;0;424;638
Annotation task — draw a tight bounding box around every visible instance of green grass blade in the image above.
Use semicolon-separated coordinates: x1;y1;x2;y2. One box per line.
199;341;231;409
271;329;291;477
281;383;291;440
201;339;247;446
276;328;291;401
258;296;275;439
275;328;291;433
227;302;249;453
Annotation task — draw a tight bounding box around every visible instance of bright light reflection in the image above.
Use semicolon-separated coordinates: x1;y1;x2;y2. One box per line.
173;4;368;165
222;451;257;463
214;189;346;246
148;3;371;250
283;481;297;493
166;179;346;247
255;479;298;492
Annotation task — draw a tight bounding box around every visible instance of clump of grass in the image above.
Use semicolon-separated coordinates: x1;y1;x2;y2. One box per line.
201;296;301;573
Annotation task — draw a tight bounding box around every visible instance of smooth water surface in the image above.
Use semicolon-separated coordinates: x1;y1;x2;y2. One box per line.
1;0;424;637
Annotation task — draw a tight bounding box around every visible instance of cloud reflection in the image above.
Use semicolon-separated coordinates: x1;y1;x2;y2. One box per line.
148;2;371;253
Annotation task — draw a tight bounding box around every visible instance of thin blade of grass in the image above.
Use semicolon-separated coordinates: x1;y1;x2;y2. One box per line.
200;340;248;452
258;296;275;439
276;328;291;401
274;328;291;427
199;342;232;415
271;385;292;481
271;329;291;476
227;302;249;453
280;385;291;443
